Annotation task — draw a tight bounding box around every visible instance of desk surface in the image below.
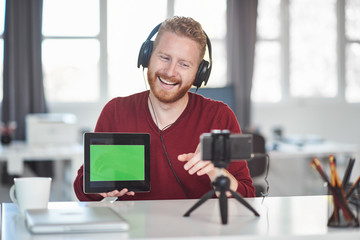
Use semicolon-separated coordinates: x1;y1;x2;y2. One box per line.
1;195;359;239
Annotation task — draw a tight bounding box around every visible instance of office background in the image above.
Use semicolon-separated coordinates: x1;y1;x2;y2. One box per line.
49;0;360;145
0;0;359;201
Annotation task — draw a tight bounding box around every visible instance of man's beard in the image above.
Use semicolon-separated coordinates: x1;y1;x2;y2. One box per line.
147;69;193;103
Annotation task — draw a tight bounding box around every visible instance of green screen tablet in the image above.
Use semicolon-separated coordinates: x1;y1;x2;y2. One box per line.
84;133;150;193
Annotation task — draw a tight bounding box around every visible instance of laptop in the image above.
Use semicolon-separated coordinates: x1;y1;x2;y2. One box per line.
24;206;130;234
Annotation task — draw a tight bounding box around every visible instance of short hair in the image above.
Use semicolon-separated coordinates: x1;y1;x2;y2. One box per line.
153;16;207;59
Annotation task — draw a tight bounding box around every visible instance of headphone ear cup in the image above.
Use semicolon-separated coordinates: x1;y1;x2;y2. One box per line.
137;40;154;68
193;60;210;88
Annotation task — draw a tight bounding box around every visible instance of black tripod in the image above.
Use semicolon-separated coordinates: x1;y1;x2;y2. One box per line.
183;130;260;224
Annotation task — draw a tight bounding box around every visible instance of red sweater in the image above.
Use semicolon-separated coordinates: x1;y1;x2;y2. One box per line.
73;91;255;201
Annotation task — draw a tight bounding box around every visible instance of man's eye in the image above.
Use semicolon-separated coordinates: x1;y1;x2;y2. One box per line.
180;62;190;68
160;55;169;61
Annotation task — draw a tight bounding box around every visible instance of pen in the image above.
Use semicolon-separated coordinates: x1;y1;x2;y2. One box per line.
329;155;339;222
310;157;331;186
346;175;360;198
342;158;355;188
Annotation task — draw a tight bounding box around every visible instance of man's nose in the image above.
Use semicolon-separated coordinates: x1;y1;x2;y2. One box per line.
165;61;177;77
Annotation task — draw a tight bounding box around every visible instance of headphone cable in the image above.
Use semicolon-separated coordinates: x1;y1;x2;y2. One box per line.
148;95;192;199
261;153;270;198
143;69;190;196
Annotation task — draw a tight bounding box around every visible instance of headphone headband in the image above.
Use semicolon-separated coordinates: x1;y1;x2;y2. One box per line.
137;22;212;89
146;23;161;41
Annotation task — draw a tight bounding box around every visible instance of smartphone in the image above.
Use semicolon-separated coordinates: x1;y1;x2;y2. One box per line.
200;132;253;161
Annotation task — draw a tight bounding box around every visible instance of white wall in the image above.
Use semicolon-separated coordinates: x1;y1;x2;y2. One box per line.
252;101;360;145
49;102;105;135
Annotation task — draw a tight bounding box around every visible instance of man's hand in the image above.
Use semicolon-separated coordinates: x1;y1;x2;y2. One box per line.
177;143;239;195
99;188;135;198
177;144;217;181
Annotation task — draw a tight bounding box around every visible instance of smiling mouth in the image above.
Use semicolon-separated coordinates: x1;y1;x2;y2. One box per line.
158;76;178;86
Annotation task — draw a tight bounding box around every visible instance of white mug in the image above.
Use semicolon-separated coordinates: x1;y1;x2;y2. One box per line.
9;177;52;215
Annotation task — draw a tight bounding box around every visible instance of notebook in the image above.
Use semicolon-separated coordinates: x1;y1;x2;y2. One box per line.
24;206;130;234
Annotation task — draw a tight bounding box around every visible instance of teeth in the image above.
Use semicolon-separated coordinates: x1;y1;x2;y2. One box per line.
159;77;176;85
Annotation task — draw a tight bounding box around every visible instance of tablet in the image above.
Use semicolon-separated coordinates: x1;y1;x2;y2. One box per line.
84;132;150;193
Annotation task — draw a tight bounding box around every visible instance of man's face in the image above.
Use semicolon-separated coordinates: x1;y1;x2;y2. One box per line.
147;31;202;103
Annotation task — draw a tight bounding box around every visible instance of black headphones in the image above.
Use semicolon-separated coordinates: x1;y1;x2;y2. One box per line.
137;23;212;89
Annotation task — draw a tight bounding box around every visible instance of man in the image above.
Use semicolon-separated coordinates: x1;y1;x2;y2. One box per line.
74;16;255;201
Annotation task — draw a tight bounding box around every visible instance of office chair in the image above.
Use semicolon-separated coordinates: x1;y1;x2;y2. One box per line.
244;131;267;197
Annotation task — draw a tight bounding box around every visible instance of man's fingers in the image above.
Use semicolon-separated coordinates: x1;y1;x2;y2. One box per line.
183;151;201;170
178;143;214;176
188;160;213;175
178;153;194;162
196;163;215;176
100;188;134;198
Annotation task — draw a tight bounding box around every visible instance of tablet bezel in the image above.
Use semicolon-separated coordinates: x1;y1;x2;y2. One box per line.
84;132;150;194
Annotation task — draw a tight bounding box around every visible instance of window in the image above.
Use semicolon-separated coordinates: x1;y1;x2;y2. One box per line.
42;0;227;104
252;0;281;103
0;0;5;101
107;0;167;99
42;0;100;102
173;0;227;88
345;0;360;102
289;0;337;98
253;0;360;103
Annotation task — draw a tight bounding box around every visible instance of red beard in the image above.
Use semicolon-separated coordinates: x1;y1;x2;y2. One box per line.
147;69;193;103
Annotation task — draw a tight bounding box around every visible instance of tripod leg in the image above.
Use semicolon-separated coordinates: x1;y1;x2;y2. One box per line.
219;190;228;224
184;190;215;217
229;190;260;217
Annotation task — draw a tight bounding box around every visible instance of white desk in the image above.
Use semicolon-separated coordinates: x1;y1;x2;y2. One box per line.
0;141;83;175
0;141;84;200
1;196;359;239
267;141;360;196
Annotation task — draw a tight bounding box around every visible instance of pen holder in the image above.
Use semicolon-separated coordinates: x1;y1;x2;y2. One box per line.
311;156;360;228
327;184;360;228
